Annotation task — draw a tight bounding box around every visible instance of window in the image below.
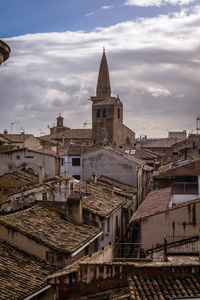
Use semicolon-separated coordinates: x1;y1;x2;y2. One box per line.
16;155;20;160
42;192;47;201
173;151;179;156
107;217;110;233
61;158;64;166
72;157;80;166
46;251;54;263
69;183;74;195
85;245;89;255
96;109;101;118
118;108;120;118
103;108;106;118
73;175;80;180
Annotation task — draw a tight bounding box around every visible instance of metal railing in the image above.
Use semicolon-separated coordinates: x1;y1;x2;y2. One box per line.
113;243;154;259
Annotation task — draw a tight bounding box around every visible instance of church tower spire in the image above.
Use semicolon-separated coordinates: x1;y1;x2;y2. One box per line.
96;49;111;97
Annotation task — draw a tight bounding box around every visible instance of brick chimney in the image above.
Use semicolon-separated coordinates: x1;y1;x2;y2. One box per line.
66;181;83;223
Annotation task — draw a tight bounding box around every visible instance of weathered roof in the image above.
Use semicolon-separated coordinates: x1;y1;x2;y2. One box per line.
131;187;200;222
2;133;33;143
67;144;89;156
0;240;54;300
160;159;200;177
0;170;38;202
0;144;17;153
97;175;137;194
41;129;92;141
0;204;101;254
142;138;184;149
128;273;200;299
80;181;134;217
131;188;171;222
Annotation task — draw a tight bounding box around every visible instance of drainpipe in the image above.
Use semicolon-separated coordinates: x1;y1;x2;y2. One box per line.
198;176;200;196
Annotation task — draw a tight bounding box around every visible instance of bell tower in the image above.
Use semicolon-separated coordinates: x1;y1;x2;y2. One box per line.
91;50;123;145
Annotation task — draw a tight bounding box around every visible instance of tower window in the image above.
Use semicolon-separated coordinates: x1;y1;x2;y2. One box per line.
96;109;101;118
118;108;120;118
103;108;106;118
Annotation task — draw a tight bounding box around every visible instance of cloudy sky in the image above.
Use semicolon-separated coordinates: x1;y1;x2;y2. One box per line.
1;0;200;138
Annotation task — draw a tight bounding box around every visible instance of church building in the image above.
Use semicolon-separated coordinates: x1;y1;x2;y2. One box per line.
91;49;135;146
43;50;135;148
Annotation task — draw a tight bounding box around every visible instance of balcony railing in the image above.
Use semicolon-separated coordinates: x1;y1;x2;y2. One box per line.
113;243;154;260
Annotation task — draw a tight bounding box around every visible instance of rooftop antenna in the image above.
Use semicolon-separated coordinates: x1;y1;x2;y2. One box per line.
196;116;200;135
10;122;19;134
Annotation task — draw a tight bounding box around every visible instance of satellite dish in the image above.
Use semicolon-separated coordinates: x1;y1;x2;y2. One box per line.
28;196;35;203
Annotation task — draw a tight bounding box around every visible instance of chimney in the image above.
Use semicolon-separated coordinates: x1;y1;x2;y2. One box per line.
4;129;8;134
66;181;83;223
91;171;98;183
39;166;45;184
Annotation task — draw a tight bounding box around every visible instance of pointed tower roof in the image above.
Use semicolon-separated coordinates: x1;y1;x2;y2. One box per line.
96;49;111;97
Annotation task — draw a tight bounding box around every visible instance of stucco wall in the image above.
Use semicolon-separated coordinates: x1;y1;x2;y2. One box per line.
83;148;139;187
0;148;57;178
139;201;200;248
123;125;135;146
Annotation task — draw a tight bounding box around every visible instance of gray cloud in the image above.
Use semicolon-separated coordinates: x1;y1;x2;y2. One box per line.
1;5;200;137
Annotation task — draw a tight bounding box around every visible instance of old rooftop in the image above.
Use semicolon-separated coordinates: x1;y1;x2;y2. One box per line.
131;188;171;222
0;240;54;300
41;128;92;141
79;180;135;218
127;273;200;299
141;138;185;149
0;204;101;254
160;159;200;177
131;187;200;222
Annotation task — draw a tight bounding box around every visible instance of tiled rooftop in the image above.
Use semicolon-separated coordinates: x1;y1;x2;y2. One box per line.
128;274;200;300
160;159;200;177
0;204;101;254
41;129;92;141
0;240;54;300
131;188;171;222
0;170;38;202
142;138;184;149
131;187;200;222
80;180;135;217
2;133;33;143
97;175;137;193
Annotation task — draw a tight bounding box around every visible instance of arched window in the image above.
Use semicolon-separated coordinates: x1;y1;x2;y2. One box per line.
96;109;101;118
103;108;106;118
126;137;131;145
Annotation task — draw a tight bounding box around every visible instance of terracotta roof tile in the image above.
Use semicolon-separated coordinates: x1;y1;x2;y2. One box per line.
2;134;33;143
160;159;200;176
0;240;54;300
0;204;101;254
142;138;185;149
131;188;171;221
41;129;92;141
128;274;200;299
80;181;135;217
